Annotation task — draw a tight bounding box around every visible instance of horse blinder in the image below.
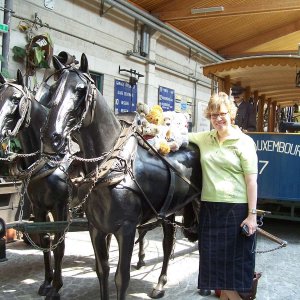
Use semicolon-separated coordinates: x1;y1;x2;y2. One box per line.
82;87;96;127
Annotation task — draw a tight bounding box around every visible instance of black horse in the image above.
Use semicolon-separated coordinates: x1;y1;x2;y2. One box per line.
0;69;160;299
0;71;74;299
41;53;201;300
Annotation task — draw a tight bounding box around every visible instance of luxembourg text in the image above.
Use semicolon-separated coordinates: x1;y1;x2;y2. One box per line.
256;140;300;157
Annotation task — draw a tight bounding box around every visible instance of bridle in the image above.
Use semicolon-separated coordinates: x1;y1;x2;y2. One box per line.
1;82;32;138
45;66;96;140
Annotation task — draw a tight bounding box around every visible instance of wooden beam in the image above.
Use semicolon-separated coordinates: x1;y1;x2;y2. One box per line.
267;98;272;132
151;0;203;16
224;75;231;95
253;90;259;113
219;20;300;56
153;1;300;22
224;49;299;59
257;95;265;132
271;102;277;132
245;86;251;101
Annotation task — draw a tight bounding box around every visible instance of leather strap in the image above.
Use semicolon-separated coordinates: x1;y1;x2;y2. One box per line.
136;131;201;193
158;169;176;218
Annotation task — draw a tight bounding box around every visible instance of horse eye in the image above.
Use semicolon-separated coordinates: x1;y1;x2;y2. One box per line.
12;97;20;105
76;83;86;92
12;92;22;103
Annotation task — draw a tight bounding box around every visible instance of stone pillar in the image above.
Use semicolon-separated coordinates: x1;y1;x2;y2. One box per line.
144;30;161;106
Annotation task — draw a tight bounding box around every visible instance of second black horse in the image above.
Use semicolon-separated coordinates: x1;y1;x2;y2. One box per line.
41;53;202;300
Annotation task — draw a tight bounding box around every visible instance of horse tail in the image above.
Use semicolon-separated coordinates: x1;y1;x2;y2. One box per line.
182;199;200;242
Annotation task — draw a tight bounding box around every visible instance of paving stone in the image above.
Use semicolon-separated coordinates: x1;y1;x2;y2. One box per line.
0;219;299;299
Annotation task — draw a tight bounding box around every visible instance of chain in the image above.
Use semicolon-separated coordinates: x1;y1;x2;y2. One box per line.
255;244;286;254
70;151;111;163
253;215;286;254
10;151;40;158
0;151;40;161
11;155;73;252
0;157;11;161
24;153;99;252
42;150;111;165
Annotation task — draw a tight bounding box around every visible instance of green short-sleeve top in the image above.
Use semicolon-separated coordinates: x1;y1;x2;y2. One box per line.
188;127;258;203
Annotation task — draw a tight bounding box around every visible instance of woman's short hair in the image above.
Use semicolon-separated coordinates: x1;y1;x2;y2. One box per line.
204;92;237;121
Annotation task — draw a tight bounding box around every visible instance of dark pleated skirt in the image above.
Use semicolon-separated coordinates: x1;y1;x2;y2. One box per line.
198;201;255;293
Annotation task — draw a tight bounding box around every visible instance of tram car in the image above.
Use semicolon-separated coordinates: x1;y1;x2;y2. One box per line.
249;132;300;221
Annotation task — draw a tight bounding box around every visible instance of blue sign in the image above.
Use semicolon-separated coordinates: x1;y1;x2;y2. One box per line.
249;133;300;202
158;86;175;111
114;79;137;114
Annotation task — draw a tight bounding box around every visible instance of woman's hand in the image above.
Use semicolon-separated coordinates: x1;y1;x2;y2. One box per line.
241;214;257;236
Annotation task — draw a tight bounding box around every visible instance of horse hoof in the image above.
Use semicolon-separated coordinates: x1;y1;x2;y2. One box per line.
150;288;165;299
136;261;145;269
198;289;211;296
38;284;52;296
45;290;61;300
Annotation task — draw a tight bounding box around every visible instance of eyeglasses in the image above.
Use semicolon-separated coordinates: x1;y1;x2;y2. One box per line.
210;112;228;119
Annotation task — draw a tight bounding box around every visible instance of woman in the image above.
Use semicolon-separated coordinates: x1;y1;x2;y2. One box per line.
189;92;258;300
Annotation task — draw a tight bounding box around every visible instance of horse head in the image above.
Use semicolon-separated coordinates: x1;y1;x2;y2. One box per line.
0;70;32;142
41;53;97;155
41;53;121;162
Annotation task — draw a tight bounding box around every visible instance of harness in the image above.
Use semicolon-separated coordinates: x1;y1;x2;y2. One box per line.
3;82;32;137
80;116;137;187
41;65;201;225
64;110;201;221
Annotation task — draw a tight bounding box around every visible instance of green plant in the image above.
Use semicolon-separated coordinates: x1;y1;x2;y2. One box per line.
12;33;53;69
12;46;26;61
0;54;10;78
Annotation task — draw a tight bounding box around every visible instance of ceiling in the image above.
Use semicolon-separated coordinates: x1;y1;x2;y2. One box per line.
128;0;300;59
203;55;300;107
127;0;300;107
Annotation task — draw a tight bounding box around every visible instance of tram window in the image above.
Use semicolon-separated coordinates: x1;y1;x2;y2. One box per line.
90;72;104;94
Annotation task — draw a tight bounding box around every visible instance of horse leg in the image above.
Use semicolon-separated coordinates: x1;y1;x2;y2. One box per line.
44;203;68;300
37;232;53;296
31;210;53;297
136;228;147;269
150;215;175;299
115;224;136;300
45;232;65;300
89;226;110;300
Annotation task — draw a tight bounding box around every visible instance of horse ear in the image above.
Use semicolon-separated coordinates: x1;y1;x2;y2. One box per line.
79;53;89;73
17;69;25;87
52;55;65;71
0;72;6;84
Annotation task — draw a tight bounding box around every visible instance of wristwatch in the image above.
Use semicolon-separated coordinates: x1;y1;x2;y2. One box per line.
249;208;257;214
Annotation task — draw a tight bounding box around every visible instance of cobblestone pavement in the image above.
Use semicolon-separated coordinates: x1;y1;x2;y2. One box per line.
0;218;299;300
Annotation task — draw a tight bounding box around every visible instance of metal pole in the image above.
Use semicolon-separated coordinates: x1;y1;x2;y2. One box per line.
1;0;13;73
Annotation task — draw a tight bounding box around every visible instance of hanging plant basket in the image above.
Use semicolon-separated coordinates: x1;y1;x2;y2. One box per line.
26;34;53;75
27;34;53;66
12;33;53;76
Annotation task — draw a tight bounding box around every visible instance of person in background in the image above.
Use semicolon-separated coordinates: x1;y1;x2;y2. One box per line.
232;86;257;132
293;104;300;123
189;92;258;300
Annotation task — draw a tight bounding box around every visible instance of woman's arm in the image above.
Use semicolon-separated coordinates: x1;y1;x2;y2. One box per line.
241;173;258;235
